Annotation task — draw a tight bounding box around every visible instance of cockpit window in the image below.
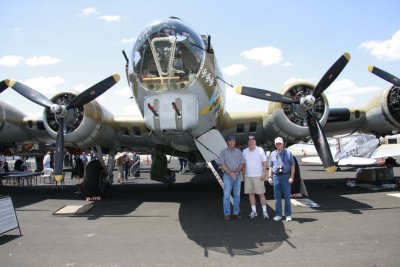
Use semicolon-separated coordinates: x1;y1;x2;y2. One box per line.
130;18;205;91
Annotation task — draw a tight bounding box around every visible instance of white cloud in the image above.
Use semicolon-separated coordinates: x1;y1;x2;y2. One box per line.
23;76;65;95
25;56;61;66
326;79;381;107
359;30;400;61
115;86;132;97
100;15;121;22
222;64;247;77
0;55;24;67
72;83;86;92
282;61;293;67
121;38;135;44
80;8;100;17
284;77;314;85
240;46;282;66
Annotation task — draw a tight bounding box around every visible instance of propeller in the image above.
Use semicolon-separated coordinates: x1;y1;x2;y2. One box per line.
1;79;10;93
235;53;351;172
368;65;400;86
8;74;120;180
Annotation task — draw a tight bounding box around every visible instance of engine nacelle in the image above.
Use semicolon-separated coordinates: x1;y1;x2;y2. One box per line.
0;101;31;143
362;85;400;135
262;82;329;144
43;92;117;149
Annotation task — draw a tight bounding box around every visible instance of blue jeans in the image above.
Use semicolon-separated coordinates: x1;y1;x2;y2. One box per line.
223;173;241;215
273;174;292;217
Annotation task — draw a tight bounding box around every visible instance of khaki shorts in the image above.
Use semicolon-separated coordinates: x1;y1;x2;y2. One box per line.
244;176;266;194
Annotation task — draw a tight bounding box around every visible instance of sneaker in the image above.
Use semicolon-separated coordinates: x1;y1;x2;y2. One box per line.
286;216;292;222
273;215;282;221
249;210;258;219
224;215;230;221
263;211;269;219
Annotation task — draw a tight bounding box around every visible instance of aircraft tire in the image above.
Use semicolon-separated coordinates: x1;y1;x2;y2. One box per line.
82;160;106;197
291;156;302;194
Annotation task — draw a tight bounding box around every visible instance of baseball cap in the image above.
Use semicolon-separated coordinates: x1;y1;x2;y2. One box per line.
275;137;284;144
227;136;235;142
248;135;255;140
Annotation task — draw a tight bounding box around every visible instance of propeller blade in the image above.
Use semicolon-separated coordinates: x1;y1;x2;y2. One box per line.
235;85;298;104
67;74;120;110
306;110;336;173
313;53;351;98
54;117;65;180
7;80;54;108
368;65;400;86
0;79;10;93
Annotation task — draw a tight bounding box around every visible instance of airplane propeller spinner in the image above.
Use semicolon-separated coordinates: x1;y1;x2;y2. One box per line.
7;74;120;181
235;53;351;173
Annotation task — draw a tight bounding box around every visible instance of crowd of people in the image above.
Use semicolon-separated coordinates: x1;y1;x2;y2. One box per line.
0;155;29;173
115;151;141;183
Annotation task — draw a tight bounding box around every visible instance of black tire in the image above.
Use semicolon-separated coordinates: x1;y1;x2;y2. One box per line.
82;160;106;197
291;156;302;194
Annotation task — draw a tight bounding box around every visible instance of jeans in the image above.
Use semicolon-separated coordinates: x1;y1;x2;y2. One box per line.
273;174;292;217
223;173;241;215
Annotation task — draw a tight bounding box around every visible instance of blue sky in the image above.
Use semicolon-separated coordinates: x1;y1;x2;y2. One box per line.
1;0;399;116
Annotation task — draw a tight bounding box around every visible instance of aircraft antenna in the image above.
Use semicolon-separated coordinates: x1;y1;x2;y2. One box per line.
122;50;129;66
216;76;233;88
122;50;131;87
207;35;211;53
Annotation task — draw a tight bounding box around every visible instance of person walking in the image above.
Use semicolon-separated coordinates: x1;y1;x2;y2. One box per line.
43;151;52;170
242;136;269;219
268;137;295;222
115;152;127;183
218;136;245;221
178;158;187;174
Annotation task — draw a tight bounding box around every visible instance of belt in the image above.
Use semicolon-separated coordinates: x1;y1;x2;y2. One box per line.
273;172;290;176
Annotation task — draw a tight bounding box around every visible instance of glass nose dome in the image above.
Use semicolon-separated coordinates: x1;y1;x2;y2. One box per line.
130;18;205;91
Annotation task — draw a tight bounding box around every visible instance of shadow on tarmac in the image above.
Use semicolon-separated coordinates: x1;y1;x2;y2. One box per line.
2;167;396;256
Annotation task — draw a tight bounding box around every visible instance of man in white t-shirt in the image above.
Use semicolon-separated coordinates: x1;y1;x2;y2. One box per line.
242;136;269;219
43;151;52;170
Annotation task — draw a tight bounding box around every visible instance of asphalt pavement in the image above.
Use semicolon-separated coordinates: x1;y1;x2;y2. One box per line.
1;161;400;267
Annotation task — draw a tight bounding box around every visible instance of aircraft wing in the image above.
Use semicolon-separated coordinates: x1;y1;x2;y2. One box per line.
370;144;400;159
336;157;377;166
302;155;378;166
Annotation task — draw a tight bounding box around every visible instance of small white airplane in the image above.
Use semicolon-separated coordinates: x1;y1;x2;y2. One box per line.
1;17;400;197
294;133;400;166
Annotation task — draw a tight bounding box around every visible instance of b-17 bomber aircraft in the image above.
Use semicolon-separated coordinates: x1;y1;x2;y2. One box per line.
1;17;399;197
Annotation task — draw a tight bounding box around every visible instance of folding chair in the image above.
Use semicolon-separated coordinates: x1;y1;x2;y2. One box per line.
41;168;54;184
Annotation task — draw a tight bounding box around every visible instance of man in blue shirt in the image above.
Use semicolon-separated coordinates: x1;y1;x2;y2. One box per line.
268;137;295;222
218;136;245;221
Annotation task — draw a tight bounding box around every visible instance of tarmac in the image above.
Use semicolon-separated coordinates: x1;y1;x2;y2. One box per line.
1;160;400;267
